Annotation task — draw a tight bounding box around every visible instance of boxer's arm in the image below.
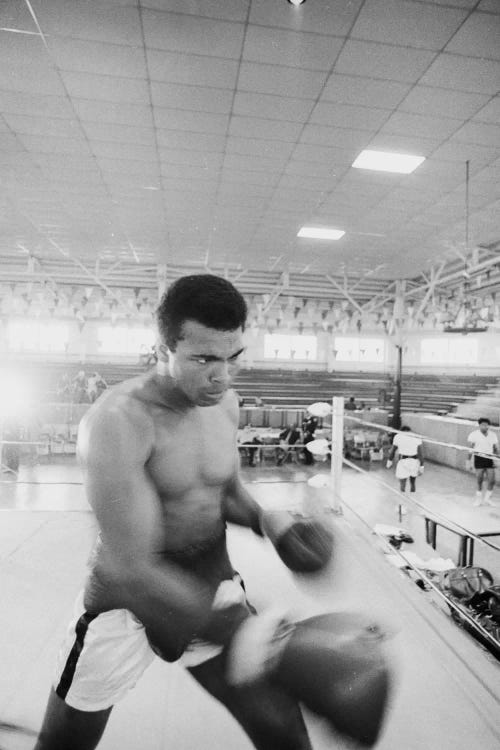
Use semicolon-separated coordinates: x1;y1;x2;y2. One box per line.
222;391;264;534
223;468;264;536
78;399;220;649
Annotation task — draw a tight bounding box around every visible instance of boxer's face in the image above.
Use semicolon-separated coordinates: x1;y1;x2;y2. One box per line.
168;320;244;406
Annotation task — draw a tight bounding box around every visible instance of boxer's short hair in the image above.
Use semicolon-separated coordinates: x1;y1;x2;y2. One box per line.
157;274;247;351
478;417;491;425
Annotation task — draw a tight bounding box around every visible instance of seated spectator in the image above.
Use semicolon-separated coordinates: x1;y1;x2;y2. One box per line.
276;424;301;466
237;394;246;408
238;425;262;467
302;415;319;465
254;395;264;407
87;371;108;403
345;396;357;411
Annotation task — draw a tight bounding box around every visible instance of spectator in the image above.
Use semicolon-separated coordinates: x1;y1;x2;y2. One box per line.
238;424;262;467
302;415;319;465
277;424;301;466
345;396;357;411
72;370;88;403
87;372;108;403
140;343;158;368
254;395;264;407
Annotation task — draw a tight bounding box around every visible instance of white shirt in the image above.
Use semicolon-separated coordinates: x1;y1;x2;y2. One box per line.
467;429;498;456
393;432;422;457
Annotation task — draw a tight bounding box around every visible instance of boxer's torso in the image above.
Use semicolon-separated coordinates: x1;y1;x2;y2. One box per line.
82;372;239;611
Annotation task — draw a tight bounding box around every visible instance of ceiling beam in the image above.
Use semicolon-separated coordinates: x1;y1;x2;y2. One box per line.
325;274;363;313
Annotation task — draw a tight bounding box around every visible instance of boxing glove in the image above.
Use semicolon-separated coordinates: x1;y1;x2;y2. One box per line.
418;464;424;475
385;459;393;469
147;578;253;661
261;510;333;573
227;610;392;747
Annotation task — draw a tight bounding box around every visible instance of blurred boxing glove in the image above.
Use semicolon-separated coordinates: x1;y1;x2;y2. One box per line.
147;578;252;661
465;457;473;472
227;610;393;747
385;459;393;469
261;510;333;573
418;464;424;475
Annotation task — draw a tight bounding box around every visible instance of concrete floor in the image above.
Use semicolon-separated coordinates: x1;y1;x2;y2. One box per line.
1;454;499;749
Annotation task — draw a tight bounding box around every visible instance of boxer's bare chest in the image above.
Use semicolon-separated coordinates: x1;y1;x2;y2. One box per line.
146;403;237;544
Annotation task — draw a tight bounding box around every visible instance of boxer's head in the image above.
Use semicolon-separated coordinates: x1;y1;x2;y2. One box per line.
156;275;247;406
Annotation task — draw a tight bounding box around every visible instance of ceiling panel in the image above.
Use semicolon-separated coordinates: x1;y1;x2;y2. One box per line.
445;10;500;59
334;40;436;82
352;0;468;49
243;26;343;70
142;10;245;58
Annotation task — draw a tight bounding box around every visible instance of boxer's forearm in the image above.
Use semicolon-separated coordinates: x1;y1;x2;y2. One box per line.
121;558;211;624
223;477;263;535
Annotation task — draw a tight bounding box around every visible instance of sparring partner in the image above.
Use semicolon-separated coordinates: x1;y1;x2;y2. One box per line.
467;417;498;507
386;425;424;493
34;274;391;750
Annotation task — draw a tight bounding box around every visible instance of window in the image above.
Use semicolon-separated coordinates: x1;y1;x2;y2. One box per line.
98;325;155;355
7;318;70;352
334;337;385;363
264;334;317;361
420;338;478;365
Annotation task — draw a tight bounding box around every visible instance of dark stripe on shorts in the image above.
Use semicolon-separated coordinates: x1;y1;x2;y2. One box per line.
56;611;99;701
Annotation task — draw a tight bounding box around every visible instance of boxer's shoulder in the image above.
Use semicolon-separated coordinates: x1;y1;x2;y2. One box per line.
78;379;156;461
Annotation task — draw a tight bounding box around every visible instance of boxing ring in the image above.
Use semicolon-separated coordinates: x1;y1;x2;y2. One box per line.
0;399;499;749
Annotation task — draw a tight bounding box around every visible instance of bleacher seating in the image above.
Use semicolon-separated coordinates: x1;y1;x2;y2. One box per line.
2;361;497;419
234;369;389;410
397;374;499;416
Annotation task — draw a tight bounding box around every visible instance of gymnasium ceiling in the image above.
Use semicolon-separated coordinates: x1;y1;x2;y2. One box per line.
0;0;499;305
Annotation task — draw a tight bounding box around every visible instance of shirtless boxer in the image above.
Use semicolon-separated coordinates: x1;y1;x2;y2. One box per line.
34;275;389;750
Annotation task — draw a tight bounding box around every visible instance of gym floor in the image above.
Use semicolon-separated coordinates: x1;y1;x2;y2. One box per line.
1;456;499;749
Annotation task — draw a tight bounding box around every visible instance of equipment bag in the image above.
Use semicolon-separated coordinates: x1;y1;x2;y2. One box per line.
439;566;493;602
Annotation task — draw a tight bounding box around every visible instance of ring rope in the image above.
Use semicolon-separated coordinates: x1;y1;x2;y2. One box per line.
342;414;499;460
342;455;500;555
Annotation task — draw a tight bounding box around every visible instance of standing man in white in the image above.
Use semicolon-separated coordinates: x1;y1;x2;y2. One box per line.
386;426;424;494
467;418;498;507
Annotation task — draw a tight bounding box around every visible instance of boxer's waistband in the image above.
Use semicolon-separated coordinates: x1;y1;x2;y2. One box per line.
400;455;417;459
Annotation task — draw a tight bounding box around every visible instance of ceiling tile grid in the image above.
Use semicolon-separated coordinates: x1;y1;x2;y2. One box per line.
0;0;498;288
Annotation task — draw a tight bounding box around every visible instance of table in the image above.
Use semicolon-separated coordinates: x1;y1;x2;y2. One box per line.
423;511;500;566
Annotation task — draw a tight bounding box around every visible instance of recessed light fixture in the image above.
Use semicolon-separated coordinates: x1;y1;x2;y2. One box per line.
288;0;306;5
352;150;425;174
297;227;345;240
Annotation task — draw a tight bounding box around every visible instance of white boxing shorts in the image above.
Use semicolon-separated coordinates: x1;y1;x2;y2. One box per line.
54;577;248;711
395;457;420;479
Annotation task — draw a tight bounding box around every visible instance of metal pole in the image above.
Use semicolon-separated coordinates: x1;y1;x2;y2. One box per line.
391;344;402;430
331;396;344;514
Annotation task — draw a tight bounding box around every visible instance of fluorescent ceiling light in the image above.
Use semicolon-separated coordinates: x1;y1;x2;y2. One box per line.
298;227;345;240
352;150;425;174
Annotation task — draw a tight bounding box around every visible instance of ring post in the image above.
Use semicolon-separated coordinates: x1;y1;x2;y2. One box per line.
331;397;344;514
